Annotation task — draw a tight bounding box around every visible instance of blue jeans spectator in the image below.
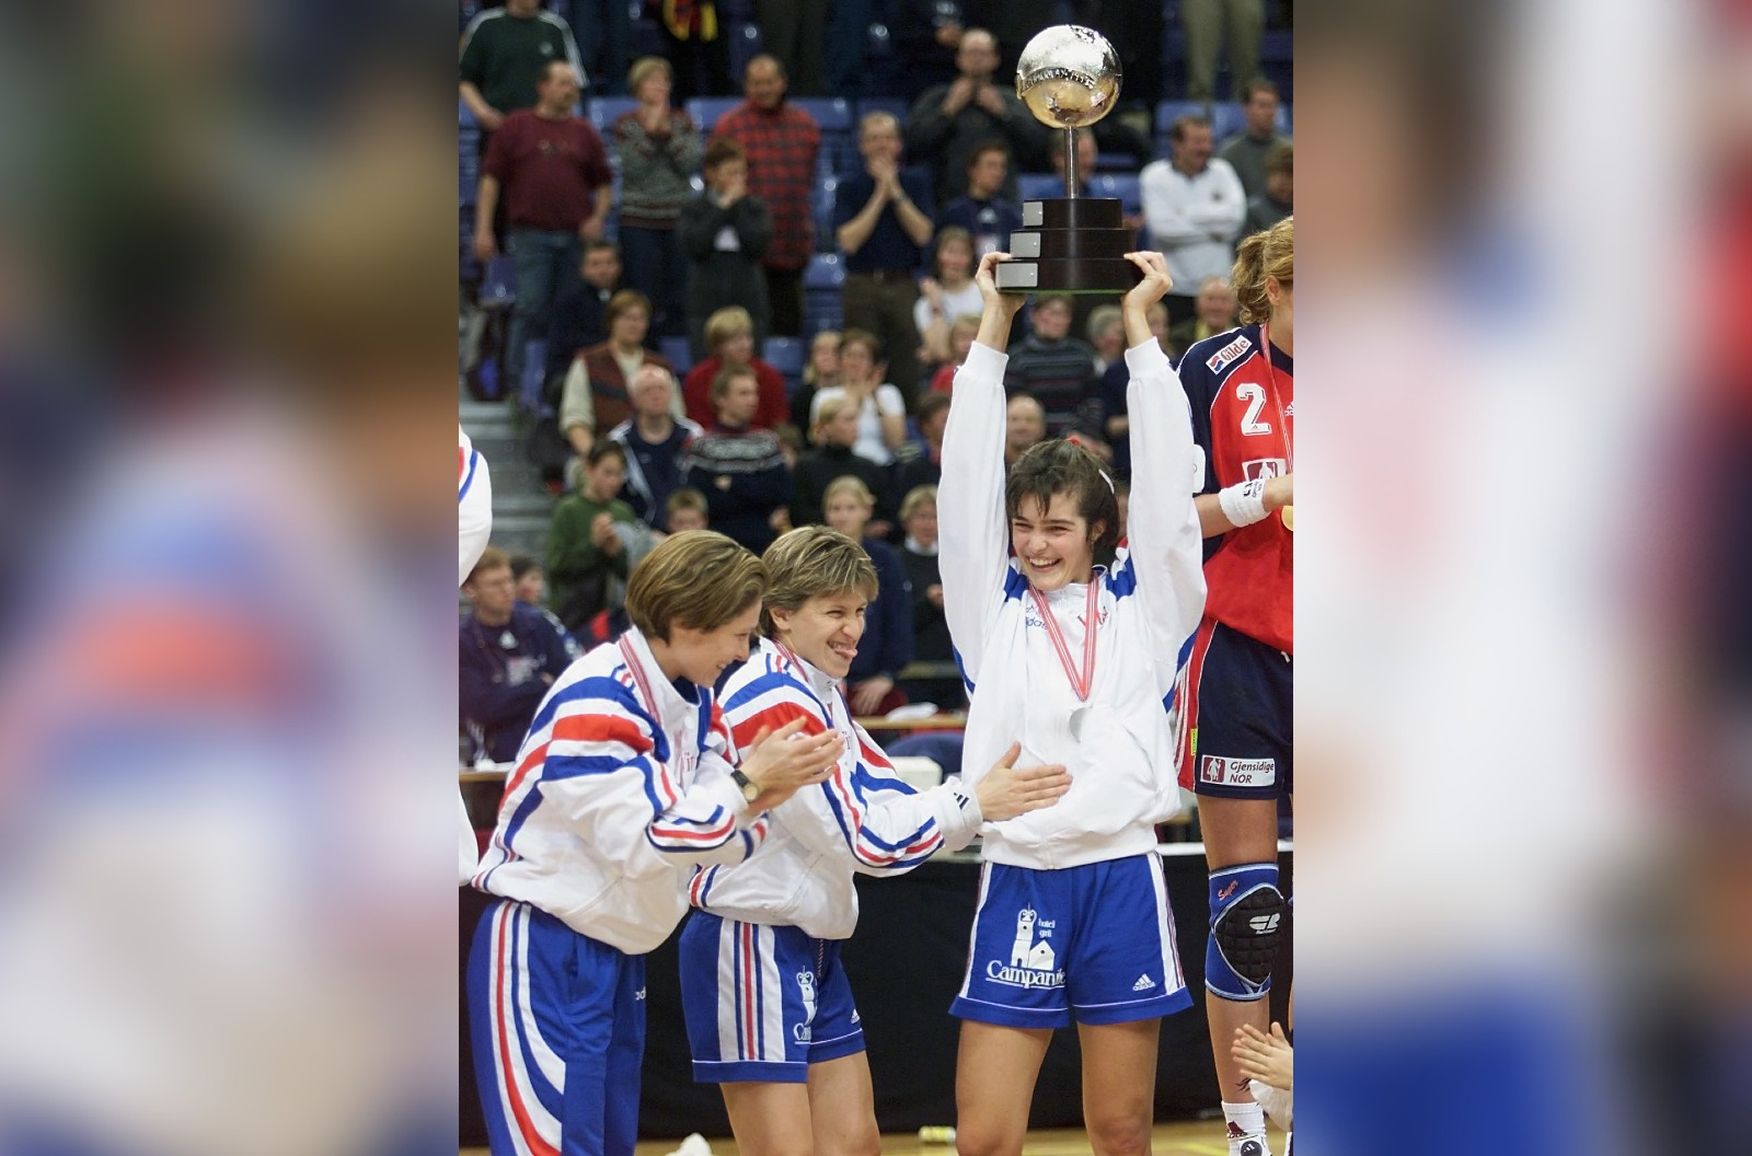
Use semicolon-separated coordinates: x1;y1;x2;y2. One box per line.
569;0;633;96
507;228;582;390
618;226;687;341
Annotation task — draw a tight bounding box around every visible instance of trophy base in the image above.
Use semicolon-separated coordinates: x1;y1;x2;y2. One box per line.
995;197;1144;295
994;259;1144;294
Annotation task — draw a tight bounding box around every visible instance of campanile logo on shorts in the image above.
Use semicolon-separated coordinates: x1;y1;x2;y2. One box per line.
985;907;1065;990
1199;755;1277;787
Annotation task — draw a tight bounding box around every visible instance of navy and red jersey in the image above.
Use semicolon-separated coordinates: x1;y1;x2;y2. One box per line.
1177;323;1294;653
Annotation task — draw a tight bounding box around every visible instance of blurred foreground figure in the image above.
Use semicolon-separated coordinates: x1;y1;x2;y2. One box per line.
0;14;459;1147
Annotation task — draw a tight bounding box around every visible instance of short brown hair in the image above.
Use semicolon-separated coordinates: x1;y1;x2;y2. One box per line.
625;530;766;642
1265;142;1293;177
759;527;879;635
913;392;951;426
839;328;881;359
712;364;758;402
1171;114;1211;142
966;140;1008;171
605;289;651;327
666;487;708;518
703;137;746;173
1006;440;1120;554
585;438;627;469
465;545;510;586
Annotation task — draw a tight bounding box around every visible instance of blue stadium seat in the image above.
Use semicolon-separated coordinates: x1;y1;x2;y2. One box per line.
685;97;743;136
1017;173;1062;202
762;337;805;387
796;97;856;176
586;97;640;135
803;254;845;336
1087;173;1142;216
659;337;693;375
1154;100;1210;139
796;98;853;134
520;340;548;414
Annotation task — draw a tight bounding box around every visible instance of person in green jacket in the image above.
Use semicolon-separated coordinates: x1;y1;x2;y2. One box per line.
547;439;641;634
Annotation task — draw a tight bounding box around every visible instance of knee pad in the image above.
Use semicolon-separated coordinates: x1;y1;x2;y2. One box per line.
1205;863;1285;1001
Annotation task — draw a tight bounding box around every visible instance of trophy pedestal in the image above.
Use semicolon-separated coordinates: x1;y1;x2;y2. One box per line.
994;197;1143;294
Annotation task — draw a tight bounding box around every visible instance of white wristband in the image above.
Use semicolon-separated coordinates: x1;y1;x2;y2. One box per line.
1217;479;1270;527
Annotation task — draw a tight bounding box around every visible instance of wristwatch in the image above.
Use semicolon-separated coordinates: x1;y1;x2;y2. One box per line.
730;768;761;804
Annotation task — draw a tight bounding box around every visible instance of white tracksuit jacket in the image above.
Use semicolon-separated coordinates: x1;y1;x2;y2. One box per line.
938;340;1207;870
471;626;769;954
694;638;984;939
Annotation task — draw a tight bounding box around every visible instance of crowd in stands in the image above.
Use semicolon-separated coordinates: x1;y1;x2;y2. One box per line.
459;0;1290;761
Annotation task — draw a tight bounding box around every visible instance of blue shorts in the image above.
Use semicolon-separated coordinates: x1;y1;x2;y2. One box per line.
678;912;867;1083
1177;617;1294;799
950;854;1193;1028
467;897;647;1156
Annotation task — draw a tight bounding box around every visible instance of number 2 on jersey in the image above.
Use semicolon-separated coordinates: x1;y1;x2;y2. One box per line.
1235;383;1273;436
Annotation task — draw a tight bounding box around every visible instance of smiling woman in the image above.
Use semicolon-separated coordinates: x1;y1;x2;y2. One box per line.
936;249;1210;1155
467;528;844;1156
671;525;1071;1154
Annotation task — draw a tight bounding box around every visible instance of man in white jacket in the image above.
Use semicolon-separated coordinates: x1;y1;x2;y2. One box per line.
1140;115;1247;328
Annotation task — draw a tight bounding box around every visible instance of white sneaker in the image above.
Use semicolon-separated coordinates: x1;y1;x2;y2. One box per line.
1225;1121;1273;1156
1249;1078;1294;1130
663;1134;713;1156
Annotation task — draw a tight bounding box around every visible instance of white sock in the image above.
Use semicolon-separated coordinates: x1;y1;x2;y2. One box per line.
1221;1101;1271;1156
1248;1078;1294;1129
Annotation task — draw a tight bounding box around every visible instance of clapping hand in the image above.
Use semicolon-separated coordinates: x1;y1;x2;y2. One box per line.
737;717;844;810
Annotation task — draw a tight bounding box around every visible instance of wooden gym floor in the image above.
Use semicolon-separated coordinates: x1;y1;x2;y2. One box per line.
464;1121;1289;1154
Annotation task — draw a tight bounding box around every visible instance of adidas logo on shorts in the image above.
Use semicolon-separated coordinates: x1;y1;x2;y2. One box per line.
1132;974;1156;992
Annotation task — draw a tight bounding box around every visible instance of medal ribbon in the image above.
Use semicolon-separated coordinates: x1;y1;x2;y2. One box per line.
1028;580;1099;703
618;634;659;720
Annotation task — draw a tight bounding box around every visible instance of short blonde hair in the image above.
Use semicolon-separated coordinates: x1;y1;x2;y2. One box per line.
898;484;938;524
759;527;879;635
823;475;876;511
627;55;672;95
811;389;856;432
625;530;766;642
1086;304;1123;343
704;305;754;352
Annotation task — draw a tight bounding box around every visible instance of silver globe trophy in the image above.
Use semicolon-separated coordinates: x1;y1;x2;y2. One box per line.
998;25;1141;294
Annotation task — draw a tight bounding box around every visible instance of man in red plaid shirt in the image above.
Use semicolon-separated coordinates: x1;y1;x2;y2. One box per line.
710;55;821;338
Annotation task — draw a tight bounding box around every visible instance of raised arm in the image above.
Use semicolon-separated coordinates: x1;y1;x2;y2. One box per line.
937;252;1025;681
1117;252;1208;678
